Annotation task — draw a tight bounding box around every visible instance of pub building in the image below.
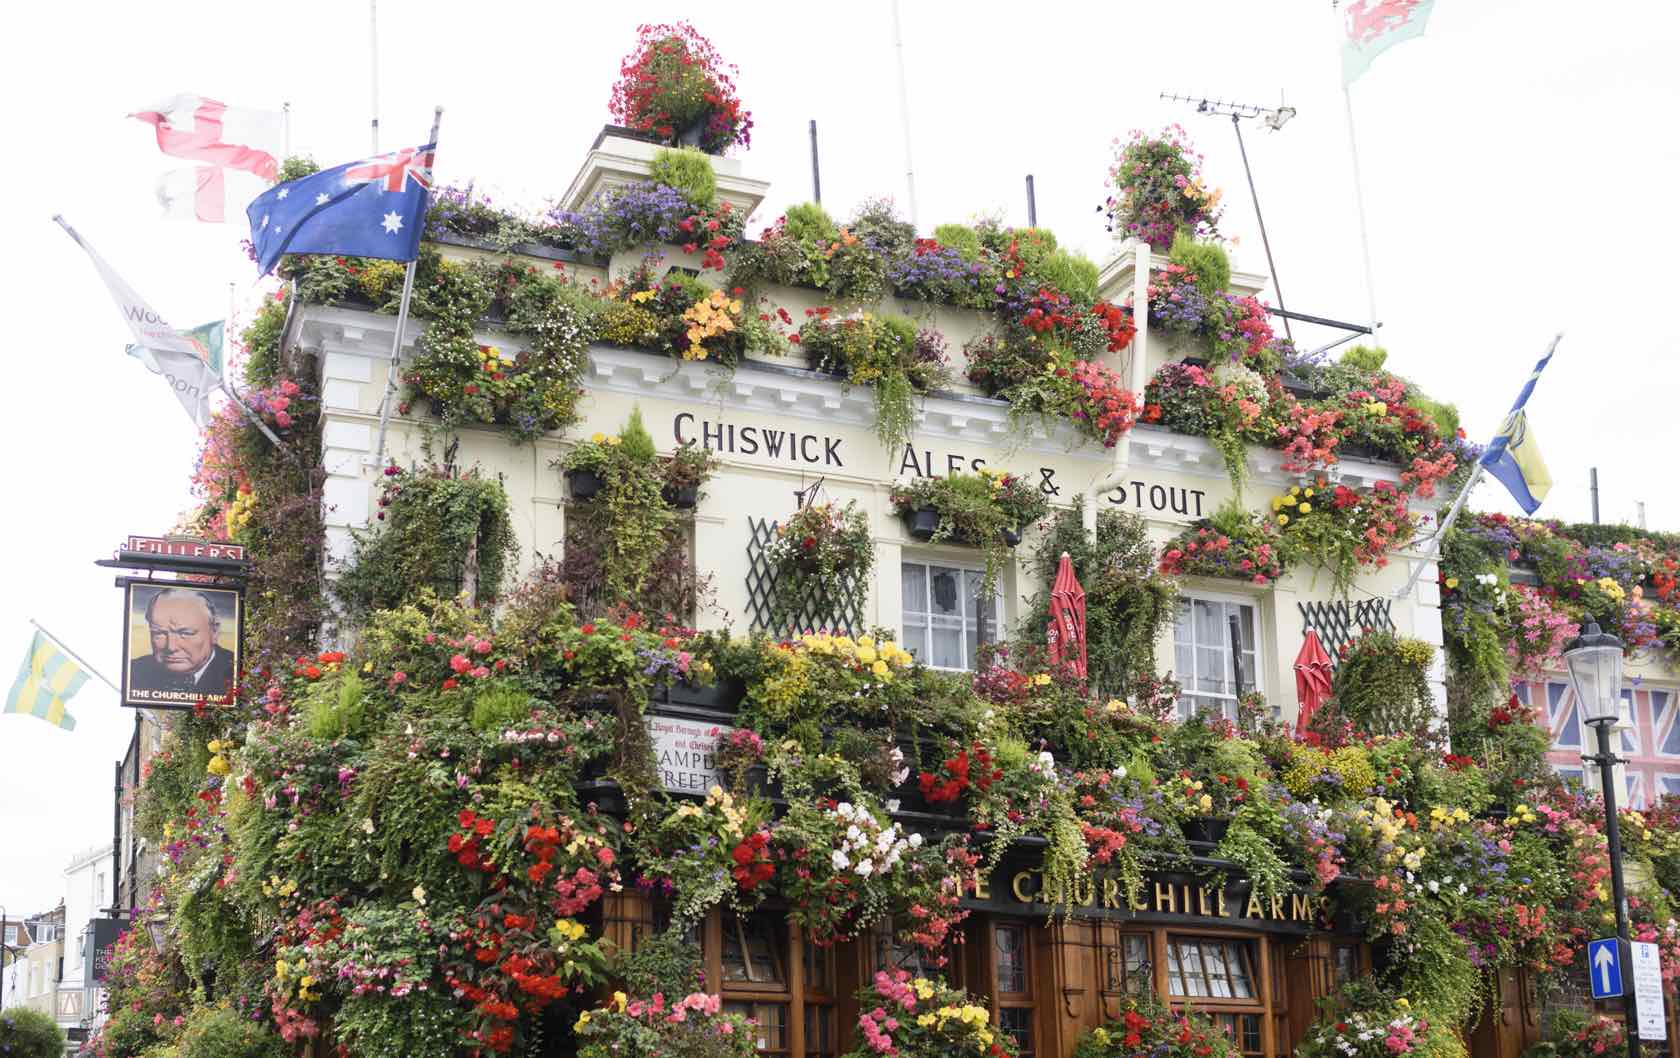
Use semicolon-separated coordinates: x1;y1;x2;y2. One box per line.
284;127;1680;1058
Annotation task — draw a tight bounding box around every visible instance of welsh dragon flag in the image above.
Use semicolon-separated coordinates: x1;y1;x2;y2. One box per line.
1341;0;1436;84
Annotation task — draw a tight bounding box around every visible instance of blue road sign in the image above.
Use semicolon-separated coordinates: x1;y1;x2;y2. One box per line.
1589;937;1624;999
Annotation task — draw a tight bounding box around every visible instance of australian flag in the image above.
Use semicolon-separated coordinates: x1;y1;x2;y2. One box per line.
246;143;435;274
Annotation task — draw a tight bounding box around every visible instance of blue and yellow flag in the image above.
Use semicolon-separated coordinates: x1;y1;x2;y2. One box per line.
1479;341;1559;515
4;631;86;731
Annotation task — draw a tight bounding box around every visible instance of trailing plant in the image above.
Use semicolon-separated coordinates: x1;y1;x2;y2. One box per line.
334;460;517;618
608;21;752;153
1019;502;1179;699
762;499;874;633
1101;124;1223;248
890;469;1050;594
400;254;595;442
1331;630;1437;737
798;309;944;453
1159;502;1287;586
1270;477;1416;596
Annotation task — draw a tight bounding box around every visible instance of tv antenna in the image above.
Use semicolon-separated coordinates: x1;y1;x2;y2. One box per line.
1161;92;1298;342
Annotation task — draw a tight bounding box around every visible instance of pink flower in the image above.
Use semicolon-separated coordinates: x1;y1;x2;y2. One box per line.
449;654;471;674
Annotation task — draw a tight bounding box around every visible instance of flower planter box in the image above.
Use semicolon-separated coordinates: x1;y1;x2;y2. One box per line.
1182;816;1230;847
904;507;941;540
1336;442;1396;465
661;676;746;712
566;468;605;501
663;484;700;510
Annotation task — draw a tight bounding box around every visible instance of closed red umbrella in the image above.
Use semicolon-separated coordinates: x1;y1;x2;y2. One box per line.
1047;552;1087;678
1294;628;1334;736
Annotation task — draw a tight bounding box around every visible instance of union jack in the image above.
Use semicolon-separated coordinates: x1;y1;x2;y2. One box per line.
344;145;435;193
1519;677;1680;807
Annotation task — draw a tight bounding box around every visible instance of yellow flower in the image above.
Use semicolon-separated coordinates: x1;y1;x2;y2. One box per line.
1198;793;1214;813
590;432;606;443
857;646;878;664
1298;503;1312;514
871;660;890;677
1290;486;1301;496
1277;514;1290;526
612;991;628;1012
1396;997;1410;1010
1304;488;1314;498
606;436;621;447
1033;673;1052;686
1445;577;1459;589
574;1011;592;1032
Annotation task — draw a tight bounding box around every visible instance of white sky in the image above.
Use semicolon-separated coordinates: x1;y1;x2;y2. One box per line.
0;1;1676;915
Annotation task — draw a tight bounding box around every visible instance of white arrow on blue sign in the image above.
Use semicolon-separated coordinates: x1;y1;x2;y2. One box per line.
1589;937;1624;999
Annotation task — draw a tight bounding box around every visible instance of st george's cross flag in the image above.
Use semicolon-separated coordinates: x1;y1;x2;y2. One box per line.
246;143;436;275
131;95;283;223
55;216;222;427
1341;0;1436;84
4;631;87;731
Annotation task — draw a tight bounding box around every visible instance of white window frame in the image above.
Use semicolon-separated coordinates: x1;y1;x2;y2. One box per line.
900;556;1003;673
1172;591;1263;723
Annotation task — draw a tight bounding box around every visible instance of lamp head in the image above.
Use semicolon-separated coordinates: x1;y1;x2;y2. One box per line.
1263;106;1297;131
1563;619;1625;725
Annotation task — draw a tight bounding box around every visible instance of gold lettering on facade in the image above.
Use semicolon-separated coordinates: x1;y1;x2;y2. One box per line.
1292;893;1313;921
1012;872;1034;903
1270;895;1284;920
1197;888;1214;916
1217;891;1231;917
1246;893;1264;918
1128;884;1149;911
1155;882;1177;913
1102;877;1120;910
1074;878;1096;907
973;875;990;901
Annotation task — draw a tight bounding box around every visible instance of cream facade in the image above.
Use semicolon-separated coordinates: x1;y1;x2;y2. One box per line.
290;134;1448;724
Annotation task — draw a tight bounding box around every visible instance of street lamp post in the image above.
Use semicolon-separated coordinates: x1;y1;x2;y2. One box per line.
1564;619;1640;1058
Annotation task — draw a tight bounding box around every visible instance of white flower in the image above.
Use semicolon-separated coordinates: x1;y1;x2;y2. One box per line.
362;818;375;834
889;747;904;764
886;798;902;812
1037;751;1056;772
831;850;850;871
856;858;874;877
835;802;855;820
1427;879;1439;894
908;833;924;848
1111;764;1128;780
846;824;863;843
889;766;910;786
412;886;427;904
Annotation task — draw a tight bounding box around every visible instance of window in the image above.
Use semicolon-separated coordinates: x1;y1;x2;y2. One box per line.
992;922;1035;1058
871;918;960;986
1174;597;1260;721
1098;928;1152;996
1166;936;1267;1058
1332;944;1360;987
3;925;14;945
708;909;839;1057
902;561;998;672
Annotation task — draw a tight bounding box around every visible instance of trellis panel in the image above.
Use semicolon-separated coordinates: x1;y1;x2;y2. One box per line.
1297;599;1395;669
743;516;868;636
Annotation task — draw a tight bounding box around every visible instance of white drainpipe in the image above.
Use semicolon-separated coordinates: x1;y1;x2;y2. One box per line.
1083;240;1152;538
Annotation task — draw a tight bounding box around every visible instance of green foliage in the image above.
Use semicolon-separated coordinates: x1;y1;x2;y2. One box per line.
335;463;517;619
1332;631;1438;737
933;223;982;261
1018;502;1178;699
175;1004;288;1058
619;405;657;463
239;293;289;388
470;683;537;732
275;156;321;183
0;1008;66;1058
647;147;717;207
613;928;704;996
783;201;838;245
1168;231;1232;293
303;670;368;739
1340;344;1389;371
890;469;1050;595
1413;393;1460;437
1039;247;1100;303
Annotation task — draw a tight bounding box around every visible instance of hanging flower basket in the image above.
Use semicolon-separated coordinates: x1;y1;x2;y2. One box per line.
566;468;605;502
905;506;941;540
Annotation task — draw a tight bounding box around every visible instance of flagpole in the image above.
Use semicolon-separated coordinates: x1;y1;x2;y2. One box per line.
889;0;919;228
372;107;444;471
1334;1;1380;341
369;0;380;153
27;619;120;695
282;102;291;159
1393;332;1565;601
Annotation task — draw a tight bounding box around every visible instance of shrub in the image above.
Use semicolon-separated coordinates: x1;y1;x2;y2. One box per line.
648;147;717;207
0;1009;65;1058
1169;231;1231;293
933;222;982;261
303;670;368;739
1038;247;1100;304
782;201;838;245
175;1000;289;1058
1332;630;1438;737
1340;344;1389;371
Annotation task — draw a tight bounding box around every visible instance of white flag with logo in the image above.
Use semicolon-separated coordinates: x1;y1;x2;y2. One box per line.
54;216;221;426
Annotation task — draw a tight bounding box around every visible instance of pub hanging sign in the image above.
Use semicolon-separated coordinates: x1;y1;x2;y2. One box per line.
969;868;1326;933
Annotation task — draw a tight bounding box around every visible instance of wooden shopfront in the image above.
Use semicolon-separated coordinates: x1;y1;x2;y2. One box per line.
598;860;1372;1058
